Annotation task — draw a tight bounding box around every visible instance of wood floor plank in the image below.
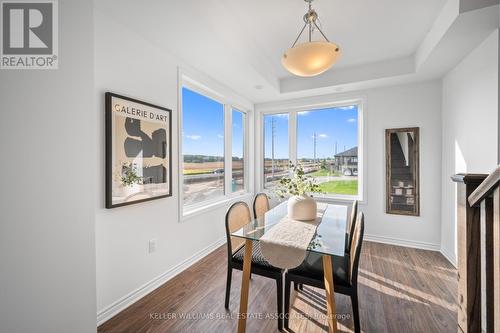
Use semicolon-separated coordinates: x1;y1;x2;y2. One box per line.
98;241;457;333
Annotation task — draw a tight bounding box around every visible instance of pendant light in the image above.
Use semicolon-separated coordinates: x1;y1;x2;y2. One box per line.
282;0;341;77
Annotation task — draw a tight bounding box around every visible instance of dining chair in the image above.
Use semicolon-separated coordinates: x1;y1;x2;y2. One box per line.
253;192;270;219
224;201;285;331
345;200;358;253
284;212;365;333
296;200;358;293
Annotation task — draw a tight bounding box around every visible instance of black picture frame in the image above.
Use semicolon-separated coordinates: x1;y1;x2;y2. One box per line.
105;92;172;208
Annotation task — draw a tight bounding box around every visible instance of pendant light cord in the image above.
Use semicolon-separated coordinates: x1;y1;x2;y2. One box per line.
289;0;330;48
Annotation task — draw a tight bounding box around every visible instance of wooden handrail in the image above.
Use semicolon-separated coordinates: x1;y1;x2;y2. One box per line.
468;165;500;207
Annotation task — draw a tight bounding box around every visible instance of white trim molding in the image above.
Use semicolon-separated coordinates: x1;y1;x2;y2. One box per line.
440;245;457;268
96;237;226;326
364;233;440;251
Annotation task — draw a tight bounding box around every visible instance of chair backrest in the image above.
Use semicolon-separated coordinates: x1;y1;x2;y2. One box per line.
346;200;358;253
253;193;270;220
225;201;252;256
349;212;365;285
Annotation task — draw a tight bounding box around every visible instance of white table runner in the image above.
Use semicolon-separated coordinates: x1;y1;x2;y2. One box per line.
260;204;327;269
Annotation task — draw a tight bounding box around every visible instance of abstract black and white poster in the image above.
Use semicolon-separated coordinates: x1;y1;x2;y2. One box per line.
106;92;172;208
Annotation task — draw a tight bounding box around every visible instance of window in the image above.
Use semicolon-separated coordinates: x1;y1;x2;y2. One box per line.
180;80;249;213
262;103;362;200
263;113;289;189
232;110;245;193
297;106;359;197
182;87;225;206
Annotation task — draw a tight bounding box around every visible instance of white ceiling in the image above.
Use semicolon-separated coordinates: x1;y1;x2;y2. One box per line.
222;0;447;77
96;0;498;103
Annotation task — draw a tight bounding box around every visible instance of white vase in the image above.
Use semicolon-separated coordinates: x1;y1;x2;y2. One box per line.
287;194;317;221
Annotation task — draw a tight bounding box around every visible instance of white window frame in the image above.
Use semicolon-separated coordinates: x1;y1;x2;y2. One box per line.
257;97;366;203
178;69;251;220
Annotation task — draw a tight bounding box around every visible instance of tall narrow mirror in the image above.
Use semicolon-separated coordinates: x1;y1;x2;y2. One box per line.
385;127;420;216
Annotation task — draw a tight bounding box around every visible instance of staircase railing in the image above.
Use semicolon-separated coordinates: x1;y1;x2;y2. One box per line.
452;165;500;333
468;166;499;333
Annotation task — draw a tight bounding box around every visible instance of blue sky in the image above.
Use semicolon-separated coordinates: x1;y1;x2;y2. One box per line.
264;114;289;159
182;87;224;156
232;110;244;158
183;87;358;159
297;106;358;159
182;87;244;157
264;106;358;159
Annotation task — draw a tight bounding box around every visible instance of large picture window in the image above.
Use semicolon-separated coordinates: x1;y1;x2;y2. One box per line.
180;82;249;214
182;87;225;206
297;106;359;197
232;110;245;193
262;103;363;200
263;114;289;189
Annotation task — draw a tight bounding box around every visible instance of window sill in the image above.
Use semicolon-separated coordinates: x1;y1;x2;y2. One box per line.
314;194;365;205
261;189;365;205
180;192;253;222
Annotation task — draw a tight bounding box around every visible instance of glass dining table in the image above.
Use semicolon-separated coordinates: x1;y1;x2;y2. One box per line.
231;201;348;333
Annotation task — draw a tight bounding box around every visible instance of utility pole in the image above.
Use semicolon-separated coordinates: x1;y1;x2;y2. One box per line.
271;117;276;180
313;132;317;166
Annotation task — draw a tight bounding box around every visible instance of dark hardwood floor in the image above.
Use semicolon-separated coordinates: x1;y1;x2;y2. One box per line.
98;241;457;333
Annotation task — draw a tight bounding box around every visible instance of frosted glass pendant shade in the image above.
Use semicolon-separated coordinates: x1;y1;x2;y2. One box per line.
282;41;341;77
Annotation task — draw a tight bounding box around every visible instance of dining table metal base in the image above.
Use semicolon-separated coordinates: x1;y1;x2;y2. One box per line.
236;239;339;333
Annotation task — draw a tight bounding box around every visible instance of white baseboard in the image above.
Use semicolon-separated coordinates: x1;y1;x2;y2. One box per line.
96;237;226;326
440;245;457;268
364;233;441;251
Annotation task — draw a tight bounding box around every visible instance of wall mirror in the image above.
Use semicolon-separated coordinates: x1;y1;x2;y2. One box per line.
385;127;420;216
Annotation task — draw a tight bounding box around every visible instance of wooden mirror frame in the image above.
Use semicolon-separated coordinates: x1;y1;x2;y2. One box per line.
385;127;420;216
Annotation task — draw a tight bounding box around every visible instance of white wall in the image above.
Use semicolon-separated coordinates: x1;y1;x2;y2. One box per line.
362;81;443;248
0;1;97;333
441;30;499;266
94;8;254;323
256;80;443;250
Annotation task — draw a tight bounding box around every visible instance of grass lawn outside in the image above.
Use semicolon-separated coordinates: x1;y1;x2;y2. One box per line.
309;169;341;177
317;179;358;195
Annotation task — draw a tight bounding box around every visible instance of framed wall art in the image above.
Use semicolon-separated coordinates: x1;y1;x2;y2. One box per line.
385;127;420;216
105;92;172;208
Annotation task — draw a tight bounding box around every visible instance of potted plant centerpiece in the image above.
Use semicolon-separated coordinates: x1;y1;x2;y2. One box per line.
275;162;321;221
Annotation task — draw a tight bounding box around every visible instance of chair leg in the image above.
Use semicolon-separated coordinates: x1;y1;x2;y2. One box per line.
298;283;303;291
276;275;283;331
351;291;360;333
224;266;232;309
284;276;291;330
293;281;298;291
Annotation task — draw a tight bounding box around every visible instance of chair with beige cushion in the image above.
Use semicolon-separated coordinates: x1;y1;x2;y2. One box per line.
224;201;285;331
252;192;270;219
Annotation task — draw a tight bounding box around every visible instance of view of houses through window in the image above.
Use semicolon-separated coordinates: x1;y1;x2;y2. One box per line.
264;105;360;197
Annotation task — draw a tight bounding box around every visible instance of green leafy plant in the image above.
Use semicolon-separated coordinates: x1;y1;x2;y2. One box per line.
120;162;142;187
274;162;322;199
